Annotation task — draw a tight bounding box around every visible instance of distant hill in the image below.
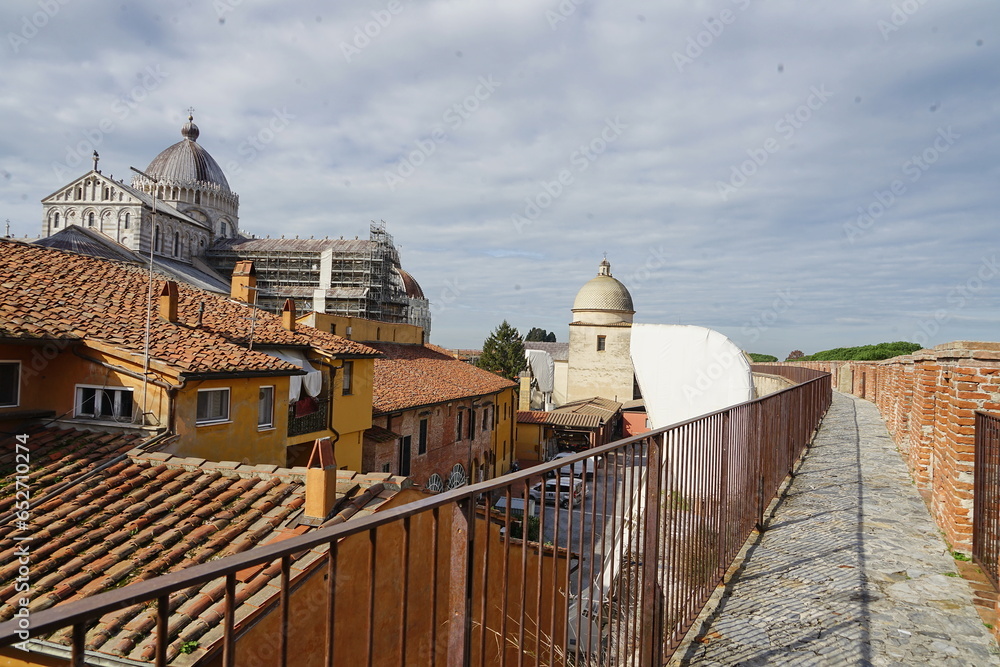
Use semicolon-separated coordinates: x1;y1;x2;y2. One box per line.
794;341;922;362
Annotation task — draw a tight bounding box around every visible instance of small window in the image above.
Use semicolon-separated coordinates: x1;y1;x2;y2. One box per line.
53;212;60;228
197;388;230;424
88;212;95;227
76;385;134;421
342;360;354;395
597;336;607;351
418;418;428;455
469;409;476;440
330;324;337;335
382;463;391;473
0;362;20;407
456;410;464;441
123;212;130;229
258;386;274;429
483;408;490;431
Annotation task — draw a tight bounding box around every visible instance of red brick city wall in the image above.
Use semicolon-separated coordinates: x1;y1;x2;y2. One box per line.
782;342;1000;554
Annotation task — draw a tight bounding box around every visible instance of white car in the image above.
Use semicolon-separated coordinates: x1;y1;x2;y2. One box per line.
529;477;584;508
492;495;536;518
548;451;598;479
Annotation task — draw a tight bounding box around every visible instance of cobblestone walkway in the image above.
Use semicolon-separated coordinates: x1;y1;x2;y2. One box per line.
673;391;1000;666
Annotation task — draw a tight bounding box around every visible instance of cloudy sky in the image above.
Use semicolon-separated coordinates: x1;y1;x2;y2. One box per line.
1;1;997;357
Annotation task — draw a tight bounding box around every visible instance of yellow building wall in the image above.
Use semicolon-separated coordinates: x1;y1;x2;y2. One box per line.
298;313;424;344
0;647;66;666
491;387;517;477
328;357;374;471
515;422;546;462
172;376;290;466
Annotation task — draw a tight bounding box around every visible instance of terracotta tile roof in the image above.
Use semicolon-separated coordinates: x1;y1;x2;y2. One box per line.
0;240;378;377
0;426;408;664
517;410;602;429
366;343;516;414
552;396;623;421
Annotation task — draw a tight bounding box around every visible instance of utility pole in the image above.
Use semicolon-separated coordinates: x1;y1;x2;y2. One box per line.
129;166;159;428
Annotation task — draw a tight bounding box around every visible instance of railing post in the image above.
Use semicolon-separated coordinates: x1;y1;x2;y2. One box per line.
640;434;664;666
718;412;730;571
447;496;473;666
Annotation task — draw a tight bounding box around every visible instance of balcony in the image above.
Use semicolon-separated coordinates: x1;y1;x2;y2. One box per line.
2;365;994;665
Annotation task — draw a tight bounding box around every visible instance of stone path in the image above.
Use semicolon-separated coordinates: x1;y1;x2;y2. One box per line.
672;391;1000;666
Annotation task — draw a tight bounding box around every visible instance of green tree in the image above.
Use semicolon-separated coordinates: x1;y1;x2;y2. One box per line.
525;327;547;342
477;320;527;380
524;327;557;343
749;353;778;362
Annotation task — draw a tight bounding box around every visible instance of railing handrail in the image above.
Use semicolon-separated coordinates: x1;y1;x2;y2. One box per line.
0;366;831;651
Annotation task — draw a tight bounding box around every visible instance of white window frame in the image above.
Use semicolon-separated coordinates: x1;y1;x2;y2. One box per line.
196;388;231;425
75;384;134;422
0;361;20;408
258;385;275;430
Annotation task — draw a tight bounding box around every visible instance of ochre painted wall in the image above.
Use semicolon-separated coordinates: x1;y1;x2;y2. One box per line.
0;342;169;429
299;312;424;345
172;376;291;466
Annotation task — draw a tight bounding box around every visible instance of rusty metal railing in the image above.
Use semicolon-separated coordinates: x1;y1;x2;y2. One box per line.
0;366;830;666
974;410;1000;591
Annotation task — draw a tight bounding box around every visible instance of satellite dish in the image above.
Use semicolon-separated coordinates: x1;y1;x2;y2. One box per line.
426;473;444;493
447;464;466;489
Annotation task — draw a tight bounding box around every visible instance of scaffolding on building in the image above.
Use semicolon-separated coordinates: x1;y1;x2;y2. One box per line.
204;221;420;326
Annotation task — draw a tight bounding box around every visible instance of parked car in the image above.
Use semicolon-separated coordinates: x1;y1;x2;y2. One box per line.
492;495;536;518
528;477;584;508
547;451;599;479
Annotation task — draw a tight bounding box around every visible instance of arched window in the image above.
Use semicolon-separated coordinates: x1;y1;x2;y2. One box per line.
76;187;82;200
173;231;180;256
154;225;161;252
219;222;227;237
88;212;95;227
53;212;60;228
376;327;381;340
124;212;130;229
195;191;201;205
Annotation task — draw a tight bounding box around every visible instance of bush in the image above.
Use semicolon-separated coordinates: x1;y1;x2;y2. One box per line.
798;341;921;362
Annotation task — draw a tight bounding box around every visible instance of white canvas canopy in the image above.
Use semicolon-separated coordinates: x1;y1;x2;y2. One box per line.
630;324;753;429
525;349;555;394
264;349;323;402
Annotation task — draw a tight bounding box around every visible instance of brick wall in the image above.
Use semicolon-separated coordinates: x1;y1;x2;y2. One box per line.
783;342;1000;553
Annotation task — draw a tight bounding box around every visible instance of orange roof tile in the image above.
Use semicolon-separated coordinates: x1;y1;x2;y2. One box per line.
0;427;408;664
0;240;378;377
367;343;515;414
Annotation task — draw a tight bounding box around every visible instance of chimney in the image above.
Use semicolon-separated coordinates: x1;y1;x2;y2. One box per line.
518;371;532;411
305;437;338;521
230;260;256;302
159;281;179;323
282;298;296;331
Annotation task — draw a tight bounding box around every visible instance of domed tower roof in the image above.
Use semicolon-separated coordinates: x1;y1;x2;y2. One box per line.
142;115;231;192
395;268;425;299
572;258;634;314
